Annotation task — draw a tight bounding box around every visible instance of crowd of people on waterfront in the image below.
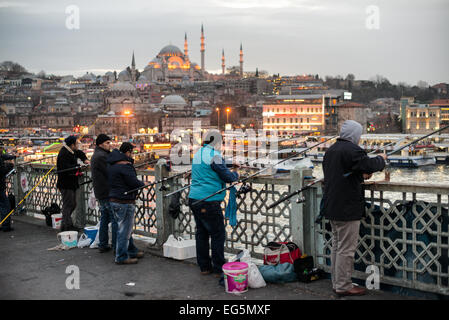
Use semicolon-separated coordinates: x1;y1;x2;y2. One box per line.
0;120;389;295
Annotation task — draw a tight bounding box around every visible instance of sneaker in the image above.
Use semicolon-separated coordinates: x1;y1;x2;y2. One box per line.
115;258;138;265
135;251;144;259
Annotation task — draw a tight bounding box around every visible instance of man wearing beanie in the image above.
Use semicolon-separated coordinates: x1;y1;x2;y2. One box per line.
91;134;117;253
107;142;147;264
322;120;387;297
57;135;89;232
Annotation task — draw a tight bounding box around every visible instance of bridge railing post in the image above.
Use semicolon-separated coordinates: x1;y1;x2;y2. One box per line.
155;159;174;247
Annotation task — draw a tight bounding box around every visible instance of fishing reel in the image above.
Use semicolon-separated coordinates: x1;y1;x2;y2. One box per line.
159;183;171;192
236;183;252;199
296;196;306;204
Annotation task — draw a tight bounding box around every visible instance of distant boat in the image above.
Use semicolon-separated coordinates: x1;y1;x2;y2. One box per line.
387;155;436;168
234;147;314;173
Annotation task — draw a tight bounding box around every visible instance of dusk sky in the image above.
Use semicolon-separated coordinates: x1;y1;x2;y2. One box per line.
0;0;448;85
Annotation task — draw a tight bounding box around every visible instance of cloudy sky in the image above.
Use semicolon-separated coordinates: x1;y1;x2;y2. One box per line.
0;0;448;85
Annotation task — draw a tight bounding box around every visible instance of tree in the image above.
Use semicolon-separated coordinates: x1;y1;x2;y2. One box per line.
345;73;355;81
0;61;28;75
37;70;46;79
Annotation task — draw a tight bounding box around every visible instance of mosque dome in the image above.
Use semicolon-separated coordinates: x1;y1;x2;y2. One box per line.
110;81;136;91
158;45;183;57
117;69;131;81
160;95;187;107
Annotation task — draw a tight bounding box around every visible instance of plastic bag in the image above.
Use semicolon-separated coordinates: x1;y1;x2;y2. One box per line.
89;222;101;248
258;263;298;283
163;235;196;260
248;262;266;288
77;233;92;248
88;190;97;210
229;249;252;264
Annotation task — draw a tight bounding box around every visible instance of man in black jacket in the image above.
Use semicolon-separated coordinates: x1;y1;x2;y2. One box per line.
322;120;387;297
57;136;89;232
0;145;15;232
91;134;117;253
107;142;148;265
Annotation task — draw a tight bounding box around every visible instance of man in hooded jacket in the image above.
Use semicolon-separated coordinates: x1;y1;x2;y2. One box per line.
322;120;387;297
107;142;147;265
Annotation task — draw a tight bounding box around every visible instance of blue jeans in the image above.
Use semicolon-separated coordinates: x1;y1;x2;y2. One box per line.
0;191;11;229
98;200;117;250
188;199;226;274
110;202;138;263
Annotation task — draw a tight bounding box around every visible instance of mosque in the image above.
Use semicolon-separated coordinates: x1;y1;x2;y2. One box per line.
114;24;244;83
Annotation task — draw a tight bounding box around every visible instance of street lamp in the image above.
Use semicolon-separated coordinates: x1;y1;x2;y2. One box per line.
226;108;230;124
216;107;220;130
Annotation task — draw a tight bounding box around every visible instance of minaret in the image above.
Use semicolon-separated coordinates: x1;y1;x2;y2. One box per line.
131;51;136;83
239;43;243;78
201;24;205;76
221;49;225;75
184;32;189;60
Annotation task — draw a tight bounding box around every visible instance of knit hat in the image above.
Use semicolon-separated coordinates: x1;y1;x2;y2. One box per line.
96;134;112;146
119;142;135;154
64;135;78;146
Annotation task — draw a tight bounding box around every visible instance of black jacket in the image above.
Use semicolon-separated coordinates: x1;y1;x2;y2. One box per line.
322;138;385;221
0;157;14;193
90;146;110;200
56;145;87;190
107;149;145;201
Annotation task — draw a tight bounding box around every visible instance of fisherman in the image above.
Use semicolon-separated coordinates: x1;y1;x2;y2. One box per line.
0;144;16;232
322;120;387;297
107;142;147;265
90;134;117;253
56;135;89;232
188;130;239;280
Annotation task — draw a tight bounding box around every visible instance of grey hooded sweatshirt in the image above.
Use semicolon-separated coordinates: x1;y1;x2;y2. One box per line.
339;120;363;145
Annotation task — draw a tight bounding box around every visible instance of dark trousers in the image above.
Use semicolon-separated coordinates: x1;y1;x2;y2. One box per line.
0;191;11;229
188;198;226;274
60;188;77;229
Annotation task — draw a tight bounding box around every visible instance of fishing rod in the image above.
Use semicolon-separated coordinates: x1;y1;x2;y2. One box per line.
53;165;89;175
17;154;58;165
123;170;190;195
268;138;409;210
342;125;449;178
134;159;159;168
79;179;92;186
163;133;319;198
191;136;338;206
6;168;16;178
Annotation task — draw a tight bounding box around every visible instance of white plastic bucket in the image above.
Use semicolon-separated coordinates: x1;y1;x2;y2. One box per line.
52;214;62;229
57;231;78;248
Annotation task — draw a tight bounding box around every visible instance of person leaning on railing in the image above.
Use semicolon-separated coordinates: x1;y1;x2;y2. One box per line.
321;120;387;297
0;143;16;232
188;130;239;283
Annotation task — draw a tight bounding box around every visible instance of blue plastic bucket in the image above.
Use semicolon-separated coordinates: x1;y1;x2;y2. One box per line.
84;226;98;245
